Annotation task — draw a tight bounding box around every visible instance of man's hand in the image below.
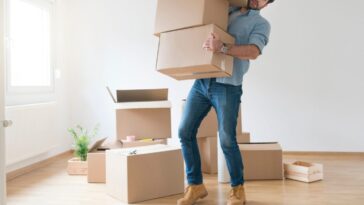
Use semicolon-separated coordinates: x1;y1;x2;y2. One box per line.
202;32;223;53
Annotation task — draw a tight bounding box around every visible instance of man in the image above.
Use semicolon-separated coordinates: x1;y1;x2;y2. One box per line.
177;0;275;205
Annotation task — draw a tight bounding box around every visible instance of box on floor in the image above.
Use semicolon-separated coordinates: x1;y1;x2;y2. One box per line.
239;142;283;180
106;144;184;203
87;138;167;183
284;161;323;183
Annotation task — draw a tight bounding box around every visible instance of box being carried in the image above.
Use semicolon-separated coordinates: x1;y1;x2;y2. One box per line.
284;161;324;183
228;0;249;7
106;144;184;203
154;0;229;36
156;24;235;80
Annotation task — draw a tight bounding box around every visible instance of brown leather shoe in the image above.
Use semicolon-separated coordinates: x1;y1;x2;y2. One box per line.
177;184;208;205
227;184;246;205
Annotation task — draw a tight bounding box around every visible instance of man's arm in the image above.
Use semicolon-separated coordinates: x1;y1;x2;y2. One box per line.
202;34;260;60
223;43;261;60
203;22;270;60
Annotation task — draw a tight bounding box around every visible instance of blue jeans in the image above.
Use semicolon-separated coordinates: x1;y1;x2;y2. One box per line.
178;78;244;187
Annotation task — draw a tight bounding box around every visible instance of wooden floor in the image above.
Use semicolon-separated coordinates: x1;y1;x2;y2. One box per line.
6;153;364;205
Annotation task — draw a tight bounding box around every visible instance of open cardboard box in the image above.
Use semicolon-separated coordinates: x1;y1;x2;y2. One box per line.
106;144;184;203
88;88;172;183
87;138;123;183
284;161;323;183
239;142;283;180
156;24;235;80
154;0;229;36
107;87;171;140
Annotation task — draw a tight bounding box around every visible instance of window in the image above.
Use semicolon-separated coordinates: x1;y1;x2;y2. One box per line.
5;0;55;105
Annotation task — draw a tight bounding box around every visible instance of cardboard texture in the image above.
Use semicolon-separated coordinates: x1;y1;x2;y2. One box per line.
237;132;250;143
182;99;242;138
198;136;218;174
87;140;123;183
284;161;323;183
107;88;172;140
106;145;184;203
154;0;229;36
157;24;235;80
121;138;167;148
228;0;248;7
239;143;283;180
88;139;167;183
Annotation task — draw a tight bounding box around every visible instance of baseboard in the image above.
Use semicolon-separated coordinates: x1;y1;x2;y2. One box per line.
6;150;72;182
283;151;364;157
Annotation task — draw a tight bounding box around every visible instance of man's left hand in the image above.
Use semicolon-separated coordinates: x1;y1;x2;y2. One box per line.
202;32;223;53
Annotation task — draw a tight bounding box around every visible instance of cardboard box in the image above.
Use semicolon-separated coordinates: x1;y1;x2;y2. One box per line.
87;138;167;183
106;144;184;203
284;161;323;183
107;87;172;140
237;132;250;143
121;138;167;148
239;142;283;180
154;0;229;36
156;24;235;80
228;0;248;7
182;99;242;138
198;136;217;174
87;138;123;183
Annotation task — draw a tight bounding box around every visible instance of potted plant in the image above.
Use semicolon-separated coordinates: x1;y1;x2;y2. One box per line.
67;124;99;175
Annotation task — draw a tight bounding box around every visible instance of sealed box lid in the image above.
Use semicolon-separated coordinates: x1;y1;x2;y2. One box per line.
107;144;180;157
239;142;282;151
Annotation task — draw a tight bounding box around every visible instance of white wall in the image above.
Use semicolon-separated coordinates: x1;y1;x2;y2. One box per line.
60;0;364;152
5;0;73;172
244;0;364;151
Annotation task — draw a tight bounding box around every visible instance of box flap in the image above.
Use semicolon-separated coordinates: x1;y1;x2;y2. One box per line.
107;87;168;103
116;89;168;102
88;137;108;152
239;142;282;151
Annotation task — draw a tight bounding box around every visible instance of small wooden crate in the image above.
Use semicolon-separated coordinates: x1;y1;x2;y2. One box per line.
284;161;323;183
67;157;88;175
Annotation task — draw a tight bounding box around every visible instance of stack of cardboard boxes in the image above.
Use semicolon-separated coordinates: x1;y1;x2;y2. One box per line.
87;88;174;183
155;0;235;80
87;88;185;202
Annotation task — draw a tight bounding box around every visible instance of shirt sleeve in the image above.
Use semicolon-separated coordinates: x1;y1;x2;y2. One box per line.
248;21;271;54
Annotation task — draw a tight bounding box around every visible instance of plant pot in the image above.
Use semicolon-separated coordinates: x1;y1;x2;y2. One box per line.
67;157;88;175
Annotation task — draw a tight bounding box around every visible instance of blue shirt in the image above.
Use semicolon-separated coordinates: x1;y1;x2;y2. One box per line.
216;7;271;86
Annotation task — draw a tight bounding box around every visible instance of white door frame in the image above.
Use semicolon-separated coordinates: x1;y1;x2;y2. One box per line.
1;0;7;203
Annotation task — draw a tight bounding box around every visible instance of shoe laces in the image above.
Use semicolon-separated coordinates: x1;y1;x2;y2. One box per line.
229;186;242;199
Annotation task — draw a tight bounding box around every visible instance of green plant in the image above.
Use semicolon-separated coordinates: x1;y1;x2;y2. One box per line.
68;124;99;161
